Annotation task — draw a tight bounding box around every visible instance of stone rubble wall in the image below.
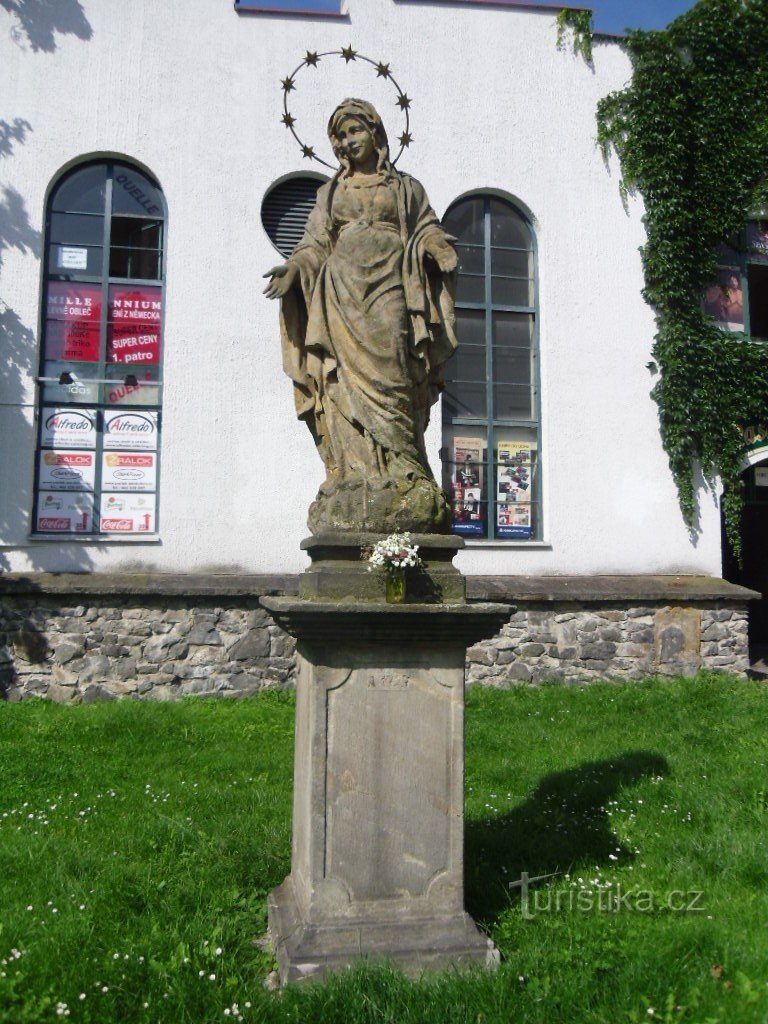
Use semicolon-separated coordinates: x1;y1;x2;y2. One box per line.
0;596;750;703
0;598;297;703
466;603;750;685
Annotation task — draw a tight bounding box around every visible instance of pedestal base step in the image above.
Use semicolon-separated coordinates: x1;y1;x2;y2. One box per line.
268;878;499;985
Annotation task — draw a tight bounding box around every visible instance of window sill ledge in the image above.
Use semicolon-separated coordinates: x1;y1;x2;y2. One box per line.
28;534;162;543
462;540;552;549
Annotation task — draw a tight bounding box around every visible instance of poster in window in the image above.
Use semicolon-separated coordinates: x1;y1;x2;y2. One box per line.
45;282;102;361
497;440;533;539
101;451;157;492
103;409;158;451
36;491;94;533
99;492;156;533
703;268;744;330
40;407;97;449
452;436;484;536
38;450;96;491
107;285;161;365
747;222;768;261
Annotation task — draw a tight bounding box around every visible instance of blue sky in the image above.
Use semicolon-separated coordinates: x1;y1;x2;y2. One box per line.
245;1;700;34
589;0;697;34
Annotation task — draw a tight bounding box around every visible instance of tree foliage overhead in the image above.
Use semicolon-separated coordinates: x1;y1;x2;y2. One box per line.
595;0;768;558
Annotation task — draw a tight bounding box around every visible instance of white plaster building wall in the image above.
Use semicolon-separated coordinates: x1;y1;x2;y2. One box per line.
0;0;722;576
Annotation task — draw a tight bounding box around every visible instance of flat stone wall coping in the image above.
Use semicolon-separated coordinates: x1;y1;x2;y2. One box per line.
0;573;300;598
0;572;758;602
466;575;760;603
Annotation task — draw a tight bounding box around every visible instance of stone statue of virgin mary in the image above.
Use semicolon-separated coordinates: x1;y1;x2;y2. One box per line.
264;98;458;534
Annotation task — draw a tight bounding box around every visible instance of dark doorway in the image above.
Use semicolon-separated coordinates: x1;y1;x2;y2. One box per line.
722;458;768;661
748;264;768;339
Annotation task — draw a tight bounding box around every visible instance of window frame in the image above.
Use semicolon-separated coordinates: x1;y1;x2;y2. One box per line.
30;158;167;540
441;190;543;542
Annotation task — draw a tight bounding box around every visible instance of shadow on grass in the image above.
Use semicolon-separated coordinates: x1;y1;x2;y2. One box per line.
465;750;670;924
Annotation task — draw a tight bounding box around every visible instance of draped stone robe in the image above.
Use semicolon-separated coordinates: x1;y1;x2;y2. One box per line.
279;170;457;487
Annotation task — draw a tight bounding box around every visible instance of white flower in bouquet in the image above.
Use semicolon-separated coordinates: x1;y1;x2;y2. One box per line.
366;532;422;574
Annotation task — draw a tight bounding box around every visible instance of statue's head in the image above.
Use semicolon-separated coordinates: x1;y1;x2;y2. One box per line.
327;98;390;175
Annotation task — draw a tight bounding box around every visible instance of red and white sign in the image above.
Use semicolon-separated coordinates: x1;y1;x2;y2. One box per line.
103;410;158;451
45;282;102;362
108;285;161;365
101;451;157;491
99;492;156;533
36;492;93;533
39;450;96;491
40;407;97;449
105;371;158;407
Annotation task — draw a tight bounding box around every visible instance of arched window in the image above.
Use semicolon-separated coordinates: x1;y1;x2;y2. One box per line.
261;174;329;258
441;194;540;540
33;160;165;535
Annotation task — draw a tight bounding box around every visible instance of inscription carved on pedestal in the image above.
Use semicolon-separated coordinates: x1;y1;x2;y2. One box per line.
367;671;409;690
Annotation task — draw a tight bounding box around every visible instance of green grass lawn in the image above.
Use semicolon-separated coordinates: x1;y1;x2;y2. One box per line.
1;674;767;1023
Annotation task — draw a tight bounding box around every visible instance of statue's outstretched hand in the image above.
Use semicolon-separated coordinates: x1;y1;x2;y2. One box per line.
263;263;299;299
424;237;458;274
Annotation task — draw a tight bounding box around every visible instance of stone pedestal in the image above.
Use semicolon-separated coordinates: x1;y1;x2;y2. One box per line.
261;535;510;984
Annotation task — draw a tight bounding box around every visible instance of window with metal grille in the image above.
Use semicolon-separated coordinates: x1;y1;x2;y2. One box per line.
33;160;165;536
440;193;541;541
261;174;329;258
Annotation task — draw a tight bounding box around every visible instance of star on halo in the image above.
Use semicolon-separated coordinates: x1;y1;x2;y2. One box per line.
396;93;411;110
281;112;296;128
340;45;357;62
281;76;295;92
304;51;319;66
375;61;391;78
301;144;316;159
399;131;413;148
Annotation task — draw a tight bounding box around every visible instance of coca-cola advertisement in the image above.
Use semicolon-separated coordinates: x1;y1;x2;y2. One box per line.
36;492;94;533
103;410;158;451
107;285;161;365
99;493;156;533
40;407;97;449
38;450;96;492
101;451;157;492
45;282;102;362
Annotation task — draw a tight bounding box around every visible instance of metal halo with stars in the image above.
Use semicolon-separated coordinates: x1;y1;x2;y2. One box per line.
280;47;413;169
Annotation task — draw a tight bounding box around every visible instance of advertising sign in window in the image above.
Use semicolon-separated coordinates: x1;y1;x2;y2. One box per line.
45;282;102;361
38;450;96;491
497;440;533;539
103;409;158;451
452;437;485;536
703;268;744;330
107;285;161;365
40;407;97;449
99;493;156;533
101;451;157;492
36;492;94;533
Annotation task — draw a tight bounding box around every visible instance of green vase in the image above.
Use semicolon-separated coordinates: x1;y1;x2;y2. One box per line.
385;570;406;604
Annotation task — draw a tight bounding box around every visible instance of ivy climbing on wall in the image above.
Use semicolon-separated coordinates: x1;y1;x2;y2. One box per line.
594;0;768;560
556;8;593;63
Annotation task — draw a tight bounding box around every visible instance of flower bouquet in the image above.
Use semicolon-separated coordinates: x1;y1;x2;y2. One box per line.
365;532;422;603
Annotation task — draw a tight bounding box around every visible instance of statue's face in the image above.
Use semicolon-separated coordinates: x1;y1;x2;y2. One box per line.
336;117;375;166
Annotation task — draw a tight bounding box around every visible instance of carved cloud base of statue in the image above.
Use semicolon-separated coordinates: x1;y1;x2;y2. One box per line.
307;474;451;534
